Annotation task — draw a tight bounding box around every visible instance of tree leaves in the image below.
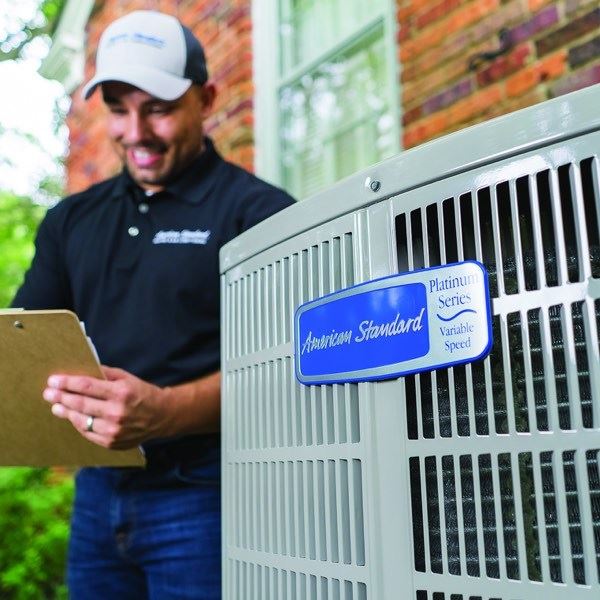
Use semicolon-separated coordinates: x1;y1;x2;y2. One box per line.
0;0;65;62
0;191;45;308
0;467;72;600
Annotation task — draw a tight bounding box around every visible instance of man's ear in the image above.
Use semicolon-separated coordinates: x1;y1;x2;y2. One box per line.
197;83;217;117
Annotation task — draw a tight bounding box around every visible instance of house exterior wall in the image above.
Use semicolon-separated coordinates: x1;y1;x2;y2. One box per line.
65;0;600;194
399;0;600;147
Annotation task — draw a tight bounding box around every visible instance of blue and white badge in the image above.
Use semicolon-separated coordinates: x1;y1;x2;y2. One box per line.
294;261;492;385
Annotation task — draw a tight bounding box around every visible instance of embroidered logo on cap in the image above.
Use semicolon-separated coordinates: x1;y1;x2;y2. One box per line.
107;32;166;49
152;230;211;245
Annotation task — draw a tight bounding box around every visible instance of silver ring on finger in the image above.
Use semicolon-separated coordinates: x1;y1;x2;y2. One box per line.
85;415;95;433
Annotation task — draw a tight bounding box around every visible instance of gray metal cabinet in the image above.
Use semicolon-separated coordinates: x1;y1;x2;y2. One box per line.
220;83;600;600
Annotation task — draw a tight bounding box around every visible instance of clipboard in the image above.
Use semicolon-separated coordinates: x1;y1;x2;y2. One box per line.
0;309;144;467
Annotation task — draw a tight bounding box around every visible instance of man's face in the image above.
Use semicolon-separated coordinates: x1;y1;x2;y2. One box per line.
102;82;215;192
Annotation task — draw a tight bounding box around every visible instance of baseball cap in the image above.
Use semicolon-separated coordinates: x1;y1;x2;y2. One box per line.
82;10;208;101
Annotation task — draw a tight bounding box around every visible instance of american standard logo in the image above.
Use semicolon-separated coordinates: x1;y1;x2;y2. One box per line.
301;308;426;355
152;230;211;245
294;261;492;385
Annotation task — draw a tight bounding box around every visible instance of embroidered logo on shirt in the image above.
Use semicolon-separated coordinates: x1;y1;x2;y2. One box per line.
152;230;211;245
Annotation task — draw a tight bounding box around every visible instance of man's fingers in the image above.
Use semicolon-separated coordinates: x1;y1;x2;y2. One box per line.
51;404;113;447
101;366;128;381
44;388;107;417
47;374;114;399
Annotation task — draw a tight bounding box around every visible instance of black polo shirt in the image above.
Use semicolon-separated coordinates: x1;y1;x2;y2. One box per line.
13;138;295;390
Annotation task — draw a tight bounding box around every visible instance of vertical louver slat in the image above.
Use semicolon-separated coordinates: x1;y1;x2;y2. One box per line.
442;455;460;575
436;454;451;573
531;451;550;581
490;453;508;580
519;307;538;433
583;298;600;428
510;452;528;581
551;450;573;583
470;452;488;577
461;455;480;576
576;449;596;585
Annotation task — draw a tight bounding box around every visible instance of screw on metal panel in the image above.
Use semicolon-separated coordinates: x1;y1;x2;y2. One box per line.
369;180;381;192
13;321;23;329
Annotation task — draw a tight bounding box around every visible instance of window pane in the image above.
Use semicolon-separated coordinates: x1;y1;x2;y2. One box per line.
279;28;395;199
279;0;386;74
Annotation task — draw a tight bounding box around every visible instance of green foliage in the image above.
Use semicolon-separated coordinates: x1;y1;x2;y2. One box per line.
0;0;66;62
0;175;70;600
0;468;73;599
0;191;45;308
0;2;72;598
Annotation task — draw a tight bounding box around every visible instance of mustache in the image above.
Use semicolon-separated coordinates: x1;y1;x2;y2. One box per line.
123;144;167;153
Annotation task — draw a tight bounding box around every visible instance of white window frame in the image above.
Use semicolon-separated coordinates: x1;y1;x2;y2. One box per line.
39;0;95;93
252;0;402;193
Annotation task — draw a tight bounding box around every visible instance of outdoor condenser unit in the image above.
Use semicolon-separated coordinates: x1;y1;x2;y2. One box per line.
220;83;600;599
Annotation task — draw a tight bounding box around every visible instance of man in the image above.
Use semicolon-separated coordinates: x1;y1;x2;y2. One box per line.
12;10;294;599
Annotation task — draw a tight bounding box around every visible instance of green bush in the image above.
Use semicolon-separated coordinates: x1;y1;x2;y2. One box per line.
0;468;73;599
0;191;46;308
0;191;71;599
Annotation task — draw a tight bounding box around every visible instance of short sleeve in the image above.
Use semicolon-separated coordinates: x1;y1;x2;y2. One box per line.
239;188;295;234
11;209;72;310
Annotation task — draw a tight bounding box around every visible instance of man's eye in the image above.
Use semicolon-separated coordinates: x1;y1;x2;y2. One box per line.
148;105;172;115
107;106;127;115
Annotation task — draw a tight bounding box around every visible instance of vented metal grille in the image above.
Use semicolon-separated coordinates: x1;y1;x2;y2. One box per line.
222;89;600;599
226;561;368;600
396;152;600;598
225;233;355;360
223;219;370;597
228;458;365;563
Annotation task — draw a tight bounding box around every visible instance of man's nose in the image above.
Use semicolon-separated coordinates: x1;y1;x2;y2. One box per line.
123;113;149;144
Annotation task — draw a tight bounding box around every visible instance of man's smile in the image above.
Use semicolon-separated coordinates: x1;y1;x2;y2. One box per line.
127;147;164;169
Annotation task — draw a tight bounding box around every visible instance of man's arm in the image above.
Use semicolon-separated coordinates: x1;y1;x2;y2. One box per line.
43;368;220;450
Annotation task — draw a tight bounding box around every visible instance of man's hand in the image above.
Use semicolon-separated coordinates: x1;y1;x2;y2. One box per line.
43;366;168;450
43;367;221;450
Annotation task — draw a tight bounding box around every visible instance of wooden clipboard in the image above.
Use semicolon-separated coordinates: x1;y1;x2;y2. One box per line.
0;309;144;467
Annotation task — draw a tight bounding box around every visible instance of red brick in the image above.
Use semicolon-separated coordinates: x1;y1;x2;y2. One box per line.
505;50;567;96
536;7;600;56
551;63;600;96
505;64;539;96
398;24;412;43
403;124;427;148
539;50;568;81
528;0;553;12
476;44;531;87
569;35;600;68
416;0;461;29
403;111;449;147
405;57;472;106
402;1;523;81
447;0;499;34
402;105;423;126
447;84;503;125
397;3;418;22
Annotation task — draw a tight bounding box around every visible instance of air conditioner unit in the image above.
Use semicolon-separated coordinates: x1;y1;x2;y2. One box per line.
220;83;600;600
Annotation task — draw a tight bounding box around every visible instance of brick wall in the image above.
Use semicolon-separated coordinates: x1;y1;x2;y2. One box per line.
66;0;253;194
399;0;600;148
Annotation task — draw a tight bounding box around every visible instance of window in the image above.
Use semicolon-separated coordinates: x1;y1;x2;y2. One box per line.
253;0;400;200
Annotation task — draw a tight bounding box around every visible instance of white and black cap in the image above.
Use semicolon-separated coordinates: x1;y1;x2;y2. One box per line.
82;10;208;101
